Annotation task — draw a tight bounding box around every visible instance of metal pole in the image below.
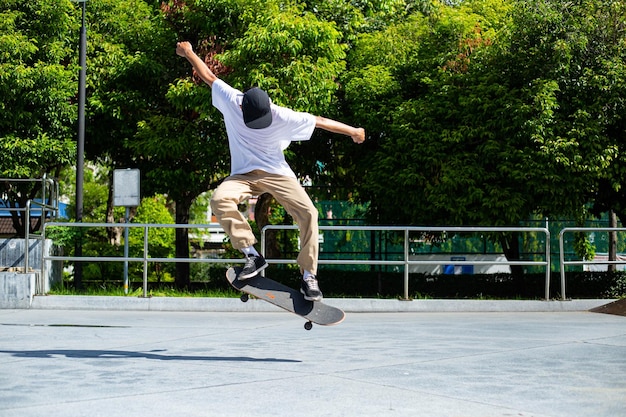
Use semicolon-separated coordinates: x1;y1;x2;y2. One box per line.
143;226;149;298
559;229;566;301
76;2;86;220
25;201;30;272
123;207;130;294
544;224;551;301
403;229;410;300
74;0;87;289
41;174;47;210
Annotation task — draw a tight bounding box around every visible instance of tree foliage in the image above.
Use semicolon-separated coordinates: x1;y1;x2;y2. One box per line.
0;1;77;178
347;0;626;231
347;0;514;224
4;0;626;280
0;0;78;234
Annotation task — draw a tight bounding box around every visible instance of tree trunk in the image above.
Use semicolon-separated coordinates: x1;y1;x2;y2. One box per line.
499;232;524;278
174;198;191;289
106;179;123;246
254;193;281;258
608;210;617;273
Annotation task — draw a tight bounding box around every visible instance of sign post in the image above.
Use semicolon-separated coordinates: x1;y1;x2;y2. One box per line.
113;169;140;294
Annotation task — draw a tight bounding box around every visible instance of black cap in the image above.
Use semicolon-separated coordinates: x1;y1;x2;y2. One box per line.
242;87;272;129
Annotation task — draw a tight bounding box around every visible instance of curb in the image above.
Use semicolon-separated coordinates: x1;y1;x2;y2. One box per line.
28;295;615;313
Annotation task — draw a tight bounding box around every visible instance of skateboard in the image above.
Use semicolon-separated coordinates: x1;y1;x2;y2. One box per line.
226;267;345;330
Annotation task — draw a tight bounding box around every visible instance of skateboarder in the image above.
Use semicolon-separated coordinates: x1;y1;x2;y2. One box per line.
176;41;365;301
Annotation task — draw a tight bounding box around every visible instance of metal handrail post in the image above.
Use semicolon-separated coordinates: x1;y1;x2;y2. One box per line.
143;225;149;298
41;220;47;292
24;201;30;272
41;175;47;216
544;228;551;300
559;229;566;300
123;208;130;294
403;228;410;300
54;179;60;218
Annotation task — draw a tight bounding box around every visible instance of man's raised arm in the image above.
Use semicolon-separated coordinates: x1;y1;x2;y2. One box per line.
176;41;218;87
315;116;365;144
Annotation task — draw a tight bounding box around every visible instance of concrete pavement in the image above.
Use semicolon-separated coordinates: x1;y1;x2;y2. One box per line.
1;305;625;417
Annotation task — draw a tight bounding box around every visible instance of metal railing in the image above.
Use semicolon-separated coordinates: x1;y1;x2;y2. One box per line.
41;222;552;299
559;227;626;300
262;225;552;300
0;175;59;219
42;222;240;297
32;216;626;302
1;176;59;271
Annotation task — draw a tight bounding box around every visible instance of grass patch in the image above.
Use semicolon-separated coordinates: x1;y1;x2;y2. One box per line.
49;284;240;298
49;270;626;299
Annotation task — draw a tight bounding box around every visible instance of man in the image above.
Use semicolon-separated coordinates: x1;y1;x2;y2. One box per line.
176;41;365;301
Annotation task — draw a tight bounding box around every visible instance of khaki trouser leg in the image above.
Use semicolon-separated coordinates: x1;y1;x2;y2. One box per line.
210;176;257;250
259;175;319;275
210;171;319;275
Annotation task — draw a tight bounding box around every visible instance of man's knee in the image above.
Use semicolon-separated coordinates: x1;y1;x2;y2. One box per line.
289;199;316;222
209;195;221;214
210;192;237;217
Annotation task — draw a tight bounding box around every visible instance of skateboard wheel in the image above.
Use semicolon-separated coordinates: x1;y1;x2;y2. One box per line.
304;321;313;331
240;293;249;303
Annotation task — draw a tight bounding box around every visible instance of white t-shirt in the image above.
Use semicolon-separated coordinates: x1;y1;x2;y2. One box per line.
212;79;316;178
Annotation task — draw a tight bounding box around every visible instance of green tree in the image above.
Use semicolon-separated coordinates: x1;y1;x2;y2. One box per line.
129;194;176;283
343;0;543;267
72;0;193;286
0;0;77;235
346;0;513;225
498;0;626;261
85;0;179;169
134;0;354;287
347;0;626;265
52;164;177;285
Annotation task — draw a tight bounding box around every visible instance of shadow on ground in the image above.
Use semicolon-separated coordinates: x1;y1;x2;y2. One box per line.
0;349;301;363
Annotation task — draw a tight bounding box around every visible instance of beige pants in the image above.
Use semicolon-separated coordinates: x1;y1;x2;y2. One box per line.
210;170;318;275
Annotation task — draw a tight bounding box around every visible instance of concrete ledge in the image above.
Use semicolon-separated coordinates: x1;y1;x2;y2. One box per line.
0;272;36;308
333;298;616;312
28;295;615;313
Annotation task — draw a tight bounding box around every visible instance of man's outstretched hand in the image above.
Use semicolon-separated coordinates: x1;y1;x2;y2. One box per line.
352;128;366;144
176;41;193;57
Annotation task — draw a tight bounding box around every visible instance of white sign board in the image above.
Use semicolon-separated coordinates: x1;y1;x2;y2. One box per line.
113;169;140;207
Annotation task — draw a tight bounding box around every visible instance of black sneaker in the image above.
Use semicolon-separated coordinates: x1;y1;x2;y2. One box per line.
301;276;323;301
238;254;268;280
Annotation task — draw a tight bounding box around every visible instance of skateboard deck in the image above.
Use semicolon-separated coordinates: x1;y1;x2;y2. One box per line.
226;267;345;330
